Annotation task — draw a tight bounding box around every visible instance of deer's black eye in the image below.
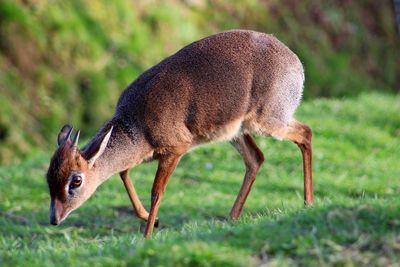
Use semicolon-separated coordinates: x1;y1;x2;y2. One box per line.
70;176;82;189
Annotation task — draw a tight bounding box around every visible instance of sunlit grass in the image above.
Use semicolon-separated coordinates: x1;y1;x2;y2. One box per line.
0;93;399;266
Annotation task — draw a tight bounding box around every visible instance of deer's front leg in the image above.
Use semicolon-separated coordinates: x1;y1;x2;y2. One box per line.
120;170;159;227
144;154;181;238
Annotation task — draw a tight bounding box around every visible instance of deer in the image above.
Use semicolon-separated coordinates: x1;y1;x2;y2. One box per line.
46;30;313;238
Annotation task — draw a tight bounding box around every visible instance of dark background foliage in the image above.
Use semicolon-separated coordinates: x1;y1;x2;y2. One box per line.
0;0;399;163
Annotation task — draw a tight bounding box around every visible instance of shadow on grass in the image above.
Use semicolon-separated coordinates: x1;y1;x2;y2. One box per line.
128;200;400;266
1;190;393;242
1;197;399;265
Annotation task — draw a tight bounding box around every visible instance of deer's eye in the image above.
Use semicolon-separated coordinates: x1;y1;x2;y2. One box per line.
70;176;82;189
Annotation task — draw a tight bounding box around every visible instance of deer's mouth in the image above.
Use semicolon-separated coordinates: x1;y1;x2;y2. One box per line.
49;198;71;225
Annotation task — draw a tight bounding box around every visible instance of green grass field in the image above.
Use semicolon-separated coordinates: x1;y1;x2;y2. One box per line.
0;93;399;266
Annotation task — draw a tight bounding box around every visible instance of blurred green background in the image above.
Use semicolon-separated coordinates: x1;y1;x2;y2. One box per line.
0;0;399;163
1;2;400;266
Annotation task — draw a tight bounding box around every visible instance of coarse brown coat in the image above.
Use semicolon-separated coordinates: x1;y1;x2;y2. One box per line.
47;30;313;238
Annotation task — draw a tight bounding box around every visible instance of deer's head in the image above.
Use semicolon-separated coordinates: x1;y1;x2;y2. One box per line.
46;125;113;225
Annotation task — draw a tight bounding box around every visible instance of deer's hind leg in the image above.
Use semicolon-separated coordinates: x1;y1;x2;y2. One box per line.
230;133;265;220
270;119;313;205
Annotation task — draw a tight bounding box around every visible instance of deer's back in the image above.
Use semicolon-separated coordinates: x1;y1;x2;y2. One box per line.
116;30;304;148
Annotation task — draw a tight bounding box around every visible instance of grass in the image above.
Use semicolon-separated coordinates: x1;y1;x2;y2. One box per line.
0;93;399;266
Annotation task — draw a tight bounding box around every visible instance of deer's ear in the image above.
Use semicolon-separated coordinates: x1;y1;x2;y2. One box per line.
57;125;73;146
86;126;113;169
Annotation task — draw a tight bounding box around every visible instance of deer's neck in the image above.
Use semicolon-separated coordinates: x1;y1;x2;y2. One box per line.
87;119;153;182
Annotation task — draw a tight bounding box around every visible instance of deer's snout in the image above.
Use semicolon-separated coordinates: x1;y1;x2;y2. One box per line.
49;198;64;226
50;214;59;225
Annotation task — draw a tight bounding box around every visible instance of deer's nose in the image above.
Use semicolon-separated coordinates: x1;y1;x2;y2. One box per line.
49;198;62;225
50;214;59;225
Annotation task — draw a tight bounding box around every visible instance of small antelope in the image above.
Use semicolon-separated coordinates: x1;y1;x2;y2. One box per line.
46;30;313;238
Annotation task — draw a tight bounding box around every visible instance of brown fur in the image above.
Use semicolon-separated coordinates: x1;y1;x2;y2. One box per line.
46;30;313;237
115;30;304;151
47;142;88;201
